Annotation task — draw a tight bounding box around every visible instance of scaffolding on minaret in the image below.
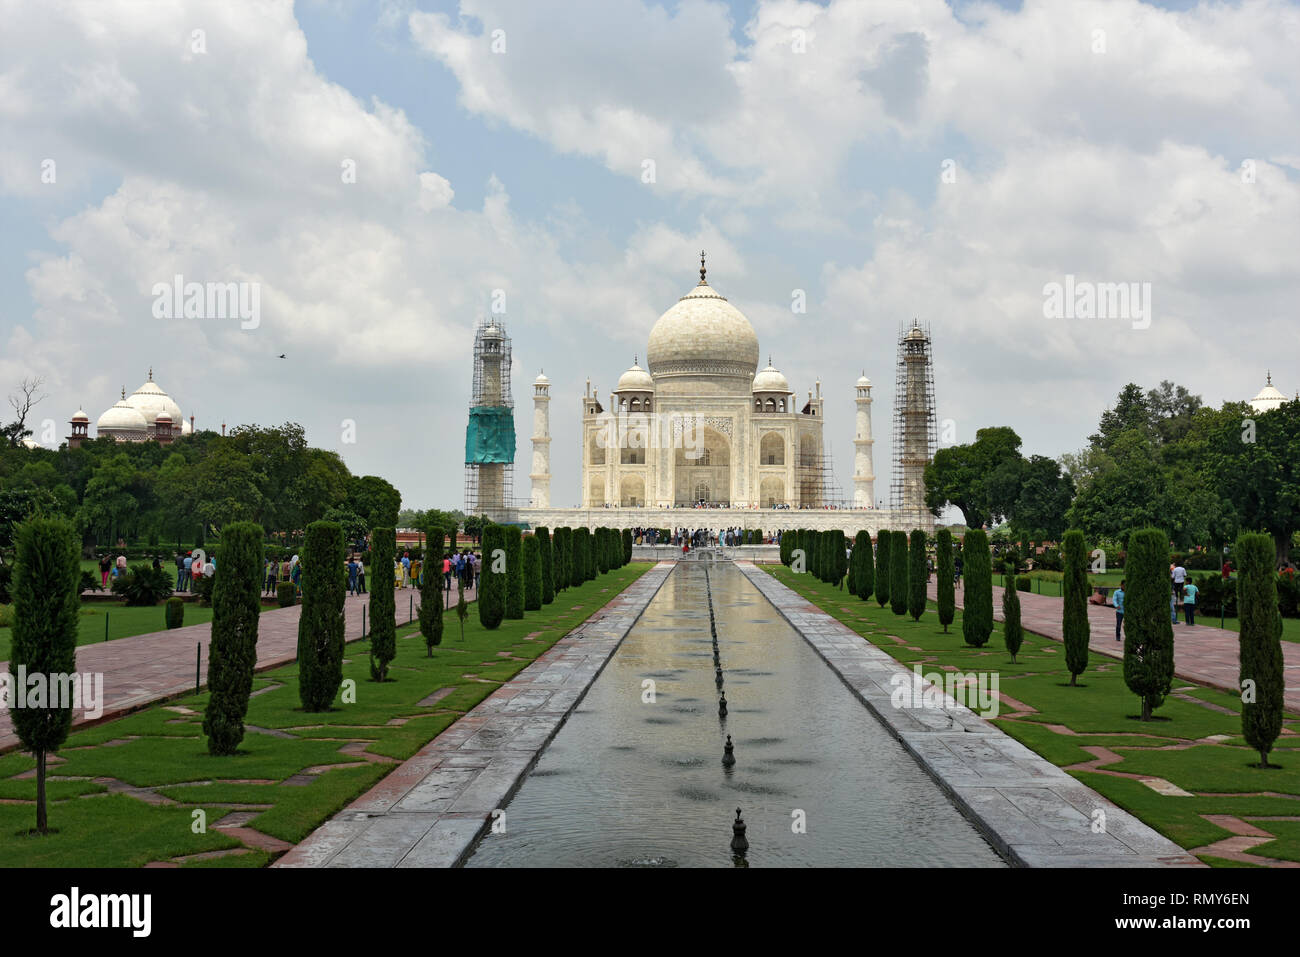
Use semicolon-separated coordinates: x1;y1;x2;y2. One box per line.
464;316;516;523
796;442;849;509
890;320;937;521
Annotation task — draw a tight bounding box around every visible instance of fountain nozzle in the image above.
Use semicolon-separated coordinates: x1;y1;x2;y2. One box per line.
723;734;735;767
731;807;749;852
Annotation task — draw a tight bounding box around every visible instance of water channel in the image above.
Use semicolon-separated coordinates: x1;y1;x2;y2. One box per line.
465;560;1005;867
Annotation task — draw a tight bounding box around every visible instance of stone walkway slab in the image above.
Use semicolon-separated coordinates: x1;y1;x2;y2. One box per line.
274;563;674;868
740;563;1200;868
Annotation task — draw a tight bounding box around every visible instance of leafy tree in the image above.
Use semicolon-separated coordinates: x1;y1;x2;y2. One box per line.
907;529;927;621
203;521;263;755
478;524;505;630
1208;400;1300;562
961;529;993;647
347;474;401;531
368;527;397;680
890;531;908;614
874;529;891;608
110;563;173;606
297;521;346;710
1122;528;1176;721
1009;456;1075;540
1061;529;1090;686
924;427;1025;528
536;527;555;604
418;525;445;655
9;517;79;833
1001;561;1023;663
505;526;524;619
523;534;543;611
936;529;955;633
1237;532;1284;768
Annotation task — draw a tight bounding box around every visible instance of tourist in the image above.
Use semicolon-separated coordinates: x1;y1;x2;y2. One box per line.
203;556;215;579
291;558;302;595
182;551;193;592
266;558;278;596
1222;559;1232;580
1088;587;1107;606
100;553;112;589
173;551;185;591
347;556;359;595
356;557;367;594
1172;560;1187;597
1112;581;1125;641
401;551;412;588
1170;588;1179;625
1182;580;1199;626
443;552;452;591
116;551;127;576
191;556;203;590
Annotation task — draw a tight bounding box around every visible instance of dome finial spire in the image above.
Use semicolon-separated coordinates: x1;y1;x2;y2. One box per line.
699;249;706;284
121;386;126;400
1267;369;1272;386
148;366;153;381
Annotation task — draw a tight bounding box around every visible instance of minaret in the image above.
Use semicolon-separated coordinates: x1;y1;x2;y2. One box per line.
465;318;515;520
530;371;552;507
853;373;875;507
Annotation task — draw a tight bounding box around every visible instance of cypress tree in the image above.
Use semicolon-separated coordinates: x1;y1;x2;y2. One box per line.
875;529;891;607
554;527;570;593
572;527;590;585
622;527;633;566
890;530;909;615
1002;560;1023;663
1122;527;1175;721
9;517;79;833
597;528;611;574
780;531;793;567
369;526;397;681
204;521;263;754
586;527;598;581
853;530;874;600
1237;532;1284;767
847;534;860;596
908;529;927;621
523;534;543;611
936;528;955;633
505;525;524;619
823;531;835;583
536;527;555;604
298;520;346;710
961;529;993;647
418;525;445;655
1061;529;1090;686
478;523;506;629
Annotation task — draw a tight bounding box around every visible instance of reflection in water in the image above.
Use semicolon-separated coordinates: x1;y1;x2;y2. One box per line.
465;562;1005;868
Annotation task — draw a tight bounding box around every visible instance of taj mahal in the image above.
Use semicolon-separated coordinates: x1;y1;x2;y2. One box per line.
467;253;937;536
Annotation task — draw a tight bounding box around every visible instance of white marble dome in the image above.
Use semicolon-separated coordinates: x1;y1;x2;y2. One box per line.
126;370;182;426
615;359;654;392
97;392;148;432
1249;373;1287;414
753;359;790;394
646;272;760;381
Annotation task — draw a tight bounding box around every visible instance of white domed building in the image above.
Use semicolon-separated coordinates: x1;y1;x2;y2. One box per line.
560;256;845;509
70;370;191;447
1248;372;1289;414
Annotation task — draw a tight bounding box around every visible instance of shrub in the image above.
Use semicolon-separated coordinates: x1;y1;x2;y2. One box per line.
418;526;444;656
1237;532;1283;768
165;596;184;629
572;528;590;586
505;526;524;619
204;522;263;755
622;528;633;566
890;530;908;615
908;529;927;621
276;582;296;607
874;530;891;608
552;527;570;594
79;570;101;594
9;517;80;833
936;529;955;633
780;531;793;567
596;528;611;575
523;534;543;611
297;521;346;711
1002;561;1023;663
368;527;397;681
536;527;555;605
192;571;215;606
961;529;993;648
1123;528;1176;721
1061;529;1090;686
1015;576;1031;591
111;563;173;606
478;524;506;630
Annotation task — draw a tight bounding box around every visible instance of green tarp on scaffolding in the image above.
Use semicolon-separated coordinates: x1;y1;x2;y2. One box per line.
465;406;516;464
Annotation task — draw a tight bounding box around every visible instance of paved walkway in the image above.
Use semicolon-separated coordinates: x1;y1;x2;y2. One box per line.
928;580;1300;712
275;563;674;868
743;564;1198;867
0;583;475;754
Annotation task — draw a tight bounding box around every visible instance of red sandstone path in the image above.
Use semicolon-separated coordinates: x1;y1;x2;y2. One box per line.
0;583;475;753
926;580;1300;711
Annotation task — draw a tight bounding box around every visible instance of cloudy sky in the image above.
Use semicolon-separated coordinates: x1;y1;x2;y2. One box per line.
3;0;1297;511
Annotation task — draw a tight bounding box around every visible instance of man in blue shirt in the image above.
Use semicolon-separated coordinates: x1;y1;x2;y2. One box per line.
1182;581;1199;626
1112;581;1125;641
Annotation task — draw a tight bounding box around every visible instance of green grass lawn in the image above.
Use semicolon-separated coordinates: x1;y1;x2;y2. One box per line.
0;562;653;867
766;565;1300;868
0;602;223;662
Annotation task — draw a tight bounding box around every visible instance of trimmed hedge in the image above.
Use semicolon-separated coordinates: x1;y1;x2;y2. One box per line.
1123;528;1175;721
297;521;346;711
204;521;263;755
369;527;397;681
936;528;955;633
523;534;543;611
1237;532;1283;767
419;526;445;655
478;524;506;630
961;529;992;648
165;596;185;629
